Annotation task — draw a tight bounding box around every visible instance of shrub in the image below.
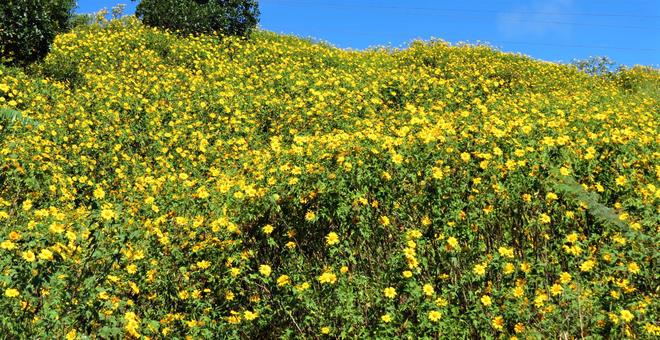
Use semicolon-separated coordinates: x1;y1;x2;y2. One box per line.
2;22;658;338
0;0;76;66
134;0;259;37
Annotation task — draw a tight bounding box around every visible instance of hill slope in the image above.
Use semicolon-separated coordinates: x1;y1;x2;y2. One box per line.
1;18;659;338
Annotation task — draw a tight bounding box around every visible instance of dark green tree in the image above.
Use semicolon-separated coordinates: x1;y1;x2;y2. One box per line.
134;0;259;37
0;0;76;66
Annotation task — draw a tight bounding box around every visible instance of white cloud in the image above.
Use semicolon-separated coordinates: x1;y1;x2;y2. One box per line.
497;0;575;39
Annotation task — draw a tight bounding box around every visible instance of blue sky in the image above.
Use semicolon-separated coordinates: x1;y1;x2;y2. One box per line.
77;0;660;67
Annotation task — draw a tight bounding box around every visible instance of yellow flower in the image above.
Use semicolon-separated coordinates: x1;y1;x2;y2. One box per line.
446;236;459;250
195;186;209;199
514;323;525;333
0;240;16;250
565;233;578;243
38;249;54;261
320;326;330;334
402;270;413;278
645;323;660;336
124;312;140;338
620;309;634;322
435;297;448;307
8;231;21;241
259;264;272;277
383;287;397;299
519;262;531;273
512;286;525;298
318;272;337;284
22;199;33;211
609;313;619;325
428;310;442;322
340;266;349;274
262;224;274;234
22;250;36;262
460;152;471;162
615;175;627;186
503;263;515;275
534;293;548;308
4;288;20;298
550;284;563;296
276;275;290;286
492;316;505;331
539;213;551;224
580;259;596;272
480;295;492;306
100;208;115;221
49;223;65;234
295;282;311;292
93;187;106;199
379;215;390;226
244;310;258;321
227;313;241;324
230;268;241;277
381;314;392;323
498;246;514;258
126;264;137;274
407;230;422;239
423;284;435;297
304;211;316;221
421;215;431;226
627;262;640;274
559;272;572;284
325;232;339;246
196;260;211;270
65;329;77;340
473;263;486;276
610;290;621;299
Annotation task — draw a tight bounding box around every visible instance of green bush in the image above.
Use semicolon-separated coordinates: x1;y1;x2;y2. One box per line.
0;0;76;66
134;0;259;37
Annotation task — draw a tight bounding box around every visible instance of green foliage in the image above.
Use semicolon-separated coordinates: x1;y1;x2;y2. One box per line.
0;107;38;128
68;13;94;28
548;169;627;230
0;0;76;66
612;65;660;95
134;0;259;37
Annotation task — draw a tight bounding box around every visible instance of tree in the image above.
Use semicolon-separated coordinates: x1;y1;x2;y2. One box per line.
134;0;259;37
0;0;76;66
571;56;617;76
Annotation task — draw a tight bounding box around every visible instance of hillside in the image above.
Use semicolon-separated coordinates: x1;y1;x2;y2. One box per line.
1;18;659;338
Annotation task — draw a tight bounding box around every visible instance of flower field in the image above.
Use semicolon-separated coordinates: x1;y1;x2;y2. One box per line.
1;18;659;338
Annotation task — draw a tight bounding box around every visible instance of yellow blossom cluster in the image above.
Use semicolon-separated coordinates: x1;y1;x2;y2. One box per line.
0;17;658;338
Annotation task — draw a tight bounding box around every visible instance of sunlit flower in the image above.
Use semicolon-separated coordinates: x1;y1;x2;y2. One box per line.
428;310;442;322
4;288;20;298
325;232;339;246
259;264;272;277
